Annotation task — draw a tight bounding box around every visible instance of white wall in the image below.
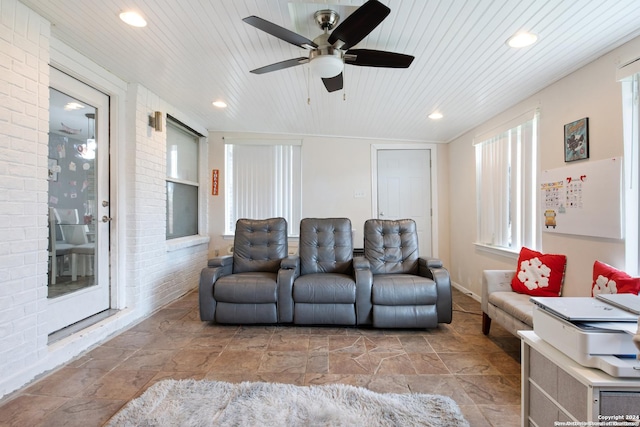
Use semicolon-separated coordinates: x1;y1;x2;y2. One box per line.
206;132;450;268
0;0;210;398
448;34;640;298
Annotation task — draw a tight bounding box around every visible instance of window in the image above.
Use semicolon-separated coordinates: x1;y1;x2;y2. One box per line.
620;67;640;274
224;139;301;236
166;118;201;239
475;110;538;251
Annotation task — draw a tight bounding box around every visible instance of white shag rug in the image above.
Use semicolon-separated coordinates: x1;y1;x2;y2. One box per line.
107;379;470;427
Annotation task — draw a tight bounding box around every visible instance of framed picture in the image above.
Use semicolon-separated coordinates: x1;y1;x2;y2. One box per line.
48;158;58;181
564;117;589;162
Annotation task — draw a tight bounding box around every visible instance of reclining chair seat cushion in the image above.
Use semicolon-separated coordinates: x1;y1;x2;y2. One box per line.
372;274;438;305
293;273;356;304
214;272;278;303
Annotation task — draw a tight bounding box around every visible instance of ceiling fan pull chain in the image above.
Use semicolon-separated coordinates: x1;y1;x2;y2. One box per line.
307;67;311;105
343;68;346;101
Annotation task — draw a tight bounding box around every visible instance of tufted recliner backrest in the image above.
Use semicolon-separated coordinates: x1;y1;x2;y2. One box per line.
299;218;353;275
233;218;288;274
364;219;419;275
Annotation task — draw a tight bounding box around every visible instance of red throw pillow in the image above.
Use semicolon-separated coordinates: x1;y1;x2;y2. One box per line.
591;261;640;296
511;247;567;296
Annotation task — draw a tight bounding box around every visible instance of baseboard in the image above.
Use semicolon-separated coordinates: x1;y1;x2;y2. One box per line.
0;307;140;400
451;281;481;303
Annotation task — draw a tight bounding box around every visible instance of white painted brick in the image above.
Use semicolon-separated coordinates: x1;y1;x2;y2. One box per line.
0;79;9;96
10;85;37;105
10;265;35;280
12;60;38;82
12;2;29;37
10;239;38;254
0;228;25;242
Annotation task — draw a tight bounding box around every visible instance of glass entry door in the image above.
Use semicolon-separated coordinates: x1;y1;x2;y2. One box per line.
47;68;110;334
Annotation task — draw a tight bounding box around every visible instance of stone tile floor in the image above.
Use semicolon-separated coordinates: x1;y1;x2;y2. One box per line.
0;288;521;426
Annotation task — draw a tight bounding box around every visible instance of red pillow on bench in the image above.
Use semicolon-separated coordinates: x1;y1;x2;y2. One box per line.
511;247;567;297
591;261;640;296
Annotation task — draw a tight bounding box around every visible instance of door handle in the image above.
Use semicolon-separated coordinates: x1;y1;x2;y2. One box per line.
379;212;384;217
102;216;112;223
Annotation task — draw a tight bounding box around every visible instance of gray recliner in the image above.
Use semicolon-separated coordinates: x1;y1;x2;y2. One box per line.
281;218;363;325
199;217;292;324
356;219;452;328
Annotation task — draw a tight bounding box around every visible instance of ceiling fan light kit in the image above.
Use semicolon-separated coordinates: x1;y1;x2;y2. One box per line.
243;0;414;93
310;53;344;78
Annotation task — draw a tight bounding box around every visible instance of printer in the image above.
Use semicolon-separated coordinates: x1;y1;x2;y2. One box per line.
531;294;640;378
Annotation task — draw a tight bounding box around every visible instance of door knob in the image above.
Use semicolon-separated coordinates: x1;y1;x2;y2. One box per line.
379;212;384;217
102;216;112;223
102;200;109;207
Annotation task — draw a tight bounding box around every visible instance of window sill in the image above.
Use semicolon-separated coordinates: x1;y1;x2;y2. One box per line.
166;235;210;252
474;242;520;259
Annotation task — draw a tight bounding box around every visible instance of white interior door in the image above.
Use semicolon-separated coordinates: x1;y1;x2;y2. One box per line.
377;149;432;256
47;68;110;334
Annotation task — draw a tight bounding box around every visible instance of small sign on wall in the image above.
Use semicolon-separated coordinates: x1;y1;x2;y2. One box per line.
211;169;219;195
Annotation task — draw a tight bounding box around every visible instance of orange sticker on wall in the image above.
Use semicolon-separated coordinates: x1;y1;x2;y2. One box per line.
212;169;219;195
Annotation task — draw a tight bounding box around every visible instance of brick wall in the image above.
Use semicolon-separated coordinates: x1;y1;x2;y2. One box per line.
0;0;51;383
0;0;208;398
126;83;208;312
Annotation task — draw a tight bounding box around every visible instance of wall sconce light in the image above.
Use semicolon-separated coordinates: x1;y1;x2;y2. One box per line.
148;111;163;132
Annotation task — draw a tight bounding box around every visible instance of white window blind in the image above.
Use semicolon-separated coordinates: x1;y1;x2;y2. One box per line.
475;111;538;251
224;139;302;236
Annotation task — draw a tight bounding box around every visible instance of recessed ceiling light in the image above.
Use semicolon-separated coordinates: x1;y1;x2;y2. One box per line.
507;32;538;48
428;112;443;120
119;11;147;28
64;102;84;111
212;101;228;108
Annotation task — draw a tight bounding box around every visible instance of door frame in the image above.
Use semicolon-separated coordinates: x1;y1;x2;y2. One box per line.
371;143;439;257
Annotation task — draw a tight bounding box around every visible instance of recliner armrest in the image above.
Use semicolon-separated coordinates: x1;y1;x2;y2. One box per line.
207;255;233;268
419;258;453;324
353;257;370;270
277;256;300;323
199;262;233;321
354;258;373;326
481;270;516;314
281;256;300;270
419;257;443;269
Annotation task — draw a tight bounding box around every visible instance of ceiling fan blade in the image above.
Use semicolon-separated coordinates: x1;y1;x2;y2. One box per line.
327;0;390;50
243;16;317;49
250;57;309;74
321;73;343;92
345;49;414;68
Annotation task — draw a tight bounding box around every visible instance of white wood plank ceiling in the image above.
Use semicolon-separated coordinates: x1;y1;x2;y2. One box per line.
18;0;640;142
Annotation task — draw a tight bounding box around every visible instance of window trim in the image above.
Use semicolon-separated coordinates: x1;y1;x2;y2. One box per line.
165;115;206;241
620;72;640;275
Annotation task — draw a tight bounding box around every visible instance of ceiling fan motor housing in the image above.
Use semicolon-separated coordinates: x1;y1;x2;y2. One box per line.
314;9;340;31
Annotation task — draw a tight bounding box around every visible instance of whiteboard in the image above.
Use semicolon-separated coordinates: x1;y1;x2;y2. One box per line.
540;157;622;239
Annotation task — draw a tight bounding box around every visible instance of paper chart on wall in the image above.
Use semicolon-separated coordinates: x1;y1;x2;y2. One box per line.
540;157;622;239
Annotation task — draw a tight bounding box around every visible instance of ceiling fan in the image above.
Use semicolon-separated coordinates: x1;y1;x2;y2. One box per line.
243;0;414;93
